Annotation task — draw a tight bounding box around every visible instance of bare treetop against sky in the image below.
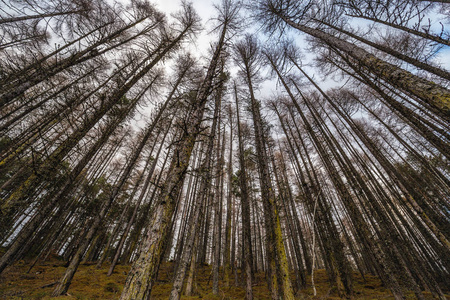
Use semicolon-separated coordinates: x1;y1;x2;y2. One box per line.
155;0;216;49
147;0;450;96
0;0;449;299
155;2;450;60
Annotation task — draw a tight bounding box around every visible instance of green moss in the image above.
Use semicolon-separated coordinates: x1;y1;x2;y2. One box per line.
104;282;120;293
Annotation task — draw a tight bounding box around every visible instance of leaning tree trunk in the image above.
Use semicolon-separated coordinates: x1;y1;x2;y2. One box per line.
1;26;187;219
50;41;191;296
213;112;225;295
276;14;450;116
345;13;450;47
316;19;450;81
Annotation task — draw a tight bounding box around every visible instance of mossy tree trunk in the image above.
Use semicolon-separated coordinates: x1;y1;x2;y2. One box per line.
275;14;450;116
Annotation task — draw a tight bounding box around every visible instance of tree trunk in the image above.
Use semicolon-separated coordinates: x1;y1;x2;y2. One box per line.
120;18;227;299
277;15;450;115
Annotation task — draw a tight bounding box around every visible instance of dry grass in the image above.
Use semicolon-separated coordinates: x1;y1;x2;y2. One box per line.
0;256;447;299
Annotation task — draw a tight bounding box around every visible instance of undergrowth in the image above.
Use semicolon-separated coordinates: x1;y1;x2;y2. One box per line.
0;255;445;299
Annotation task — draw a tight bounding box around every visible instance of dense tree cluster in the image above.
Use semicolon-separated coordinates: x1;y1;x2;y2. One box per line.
0;0;449;299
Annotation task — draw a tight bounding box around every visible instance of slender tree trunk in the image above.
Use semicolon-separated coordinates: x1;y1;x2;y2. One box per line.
316;19;450;81
223;106;233;287
234;84;253;299
345;13;450;47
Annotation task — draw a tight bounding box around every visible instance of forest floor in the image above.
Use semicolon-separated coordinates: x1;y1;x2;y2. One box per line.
0;254;446;299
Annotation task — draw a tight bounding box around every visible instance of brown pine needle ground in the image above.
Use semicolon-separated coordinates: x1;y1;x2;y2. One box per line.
0;256;446;299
